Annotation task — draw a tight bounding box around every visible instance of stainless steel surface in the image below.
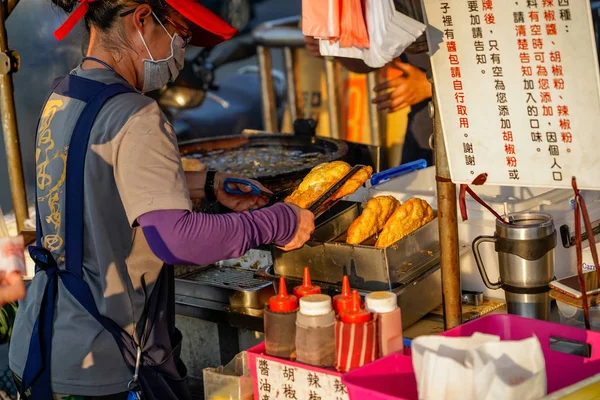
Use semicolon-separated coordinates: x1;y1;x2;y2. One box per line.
325;57;341;139
432;89;463;329
0;0;28;231
461;290;484;306
473;212;556;321
176;265;275;310
273;201;443;292
506;292;550;321
257;46;278;132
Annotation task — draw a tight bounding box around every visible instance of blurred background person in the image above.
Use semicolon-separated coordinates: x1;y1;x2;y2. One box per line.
304;36;434;166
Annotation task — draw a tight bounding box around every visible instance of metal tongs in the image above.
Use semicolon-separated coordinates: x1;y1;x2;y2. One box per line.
307;165;365;218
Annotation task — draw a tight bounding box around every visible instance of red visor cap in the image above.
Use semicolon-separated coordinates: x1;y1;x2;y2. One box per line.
165;0;238;47
53;0;237;47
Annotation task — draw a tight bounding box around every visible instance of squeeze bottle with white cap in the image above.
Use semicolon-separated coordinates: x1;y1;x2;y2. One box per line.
365;291;403;357
295;294;336;367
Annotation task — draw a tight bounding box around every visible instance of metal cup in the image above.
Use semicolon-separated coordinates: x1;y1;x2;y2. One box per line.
473;212;556;320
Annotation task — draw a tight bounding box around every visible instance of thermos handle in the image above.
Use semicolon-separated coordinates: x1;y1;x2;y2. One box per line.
472;235;503;290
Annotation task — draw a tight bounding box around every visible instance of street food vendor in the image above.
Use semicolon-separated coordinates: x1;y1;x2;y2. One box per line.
8;1;314;399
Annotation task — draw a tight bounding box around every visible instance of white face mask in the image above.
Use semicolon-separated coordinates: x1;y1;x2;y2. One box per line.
138;12;186;93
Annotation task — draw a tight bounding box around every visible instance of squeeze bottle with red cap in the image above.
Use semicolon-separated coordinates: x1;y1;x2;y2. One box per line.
335;291;377;373
333;276;353;314
365;291;403;357
264;277;298;359
339;290;372;324
293;267;321;298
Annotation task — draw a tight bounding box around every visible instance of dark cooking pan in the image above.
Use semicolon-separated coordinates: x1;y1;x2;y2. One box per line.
179;133;350;191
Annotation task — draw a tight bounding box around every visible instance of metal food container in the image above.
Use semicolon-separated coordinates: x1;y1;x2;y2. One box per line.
273;201;441;291
272;201;443;327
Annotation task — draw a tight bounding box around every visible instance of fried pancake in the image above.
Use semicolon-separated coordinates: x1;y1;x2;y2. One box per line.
375;198;434;248
285;161;373;209
334;165;374;201
346;196;401;245
181;157;207;172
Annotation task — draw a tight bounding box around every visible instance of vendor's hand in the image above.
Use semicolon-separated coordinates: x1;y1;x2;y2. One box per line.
0;271;25;306
214;173;271;212
372;61;432;113
278;204;315;251
304;36;321;58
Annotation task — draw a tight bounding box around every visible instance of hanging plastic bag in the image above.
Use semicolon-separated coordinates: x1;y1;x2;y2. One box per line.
302;0;341;39
339;0;370;48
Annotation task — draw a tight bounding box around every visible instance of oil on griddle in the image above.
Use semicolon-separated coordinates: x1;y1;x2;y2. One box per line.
186;146;331;179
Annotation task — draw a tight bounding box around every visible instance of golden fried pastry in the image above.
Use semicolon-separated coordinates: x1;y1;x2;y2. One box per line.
285;161;373;209
375;198;434;248
346;196;401;245
334;165;373;201
181;157;206;172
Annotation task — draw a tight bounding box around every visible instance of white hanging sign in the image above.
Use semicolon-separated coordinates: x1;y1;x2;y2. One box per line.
422;0;600;189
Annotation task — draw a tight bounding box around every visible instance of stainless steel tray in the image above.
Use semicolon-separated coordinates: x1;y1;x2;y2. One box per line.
175;265;275;310
272;201;441;291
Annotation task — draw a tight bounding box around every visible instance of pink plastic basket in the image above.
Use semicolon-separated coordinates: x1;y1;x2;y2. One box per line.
342;314;600;400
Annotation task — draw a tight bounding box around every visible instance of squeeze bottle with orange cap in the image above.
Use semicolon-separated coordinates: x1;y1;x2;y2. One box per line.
335;290;377;373
339;290;372;324
333;275;353;314
365;291;403;357
293;267;321;298
264;277;299;359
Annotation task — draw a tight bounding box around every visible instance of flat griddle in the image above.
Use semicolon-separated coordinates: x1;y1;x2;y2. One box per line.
179;134;349;192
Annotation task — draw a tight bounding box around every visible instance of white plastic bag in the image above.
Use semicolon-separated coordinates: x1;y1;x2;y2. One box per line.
412;334;547;400
318;0;427;68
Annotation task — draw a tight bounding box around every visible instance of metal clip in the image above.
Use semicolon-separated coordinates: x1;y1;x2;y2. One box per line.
128;347;142;390
0;50;20;75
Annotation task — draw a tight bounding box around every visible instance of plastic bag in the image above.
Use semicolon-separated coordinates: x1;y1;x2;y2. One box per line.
318;0;426;67
339;0;370;48
302;0;341;39
412;334;546;400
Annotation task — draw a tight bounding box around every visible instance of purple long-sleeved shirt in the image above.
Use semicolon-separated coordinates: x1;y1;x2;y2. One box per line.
138;203;298;265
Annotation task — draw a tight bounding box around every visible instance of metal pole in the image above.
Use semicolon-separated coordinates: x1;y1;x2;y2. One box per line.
257;46;278;132
324;57;341;139
431;90;462;330
283;47;298;123
367;71;385;172
0;1;28;232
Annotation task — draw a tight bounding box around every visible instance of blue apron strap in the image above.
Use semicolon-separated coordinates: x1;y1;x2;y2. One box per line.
64;82;134;278
22;76;135;399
